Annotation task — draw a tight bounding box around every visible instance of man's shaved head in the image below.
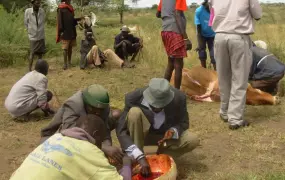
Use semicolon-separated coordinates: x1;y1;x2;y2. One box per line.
35;59;49;76
76;114;106;148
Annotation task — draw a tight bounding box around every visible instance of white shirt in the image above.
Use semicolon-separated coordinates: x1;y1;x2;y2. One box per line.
5;71;48;117
24;8;45;41
209;0;262;34
125;99;179;161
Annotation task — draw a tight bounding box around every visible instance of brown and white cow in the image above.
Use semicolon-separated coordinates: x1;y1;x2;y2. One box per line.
170;66;280;105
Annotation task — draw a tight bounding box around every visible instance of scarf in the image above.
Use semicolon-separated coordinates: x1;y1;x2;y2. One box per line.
58;2;74;15
209;8;214;27
56;2;75;43
61;127;96;145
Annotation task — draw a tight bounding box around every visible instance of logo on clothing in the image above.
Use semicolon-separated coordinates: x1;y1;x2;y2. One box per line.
41;140;73;157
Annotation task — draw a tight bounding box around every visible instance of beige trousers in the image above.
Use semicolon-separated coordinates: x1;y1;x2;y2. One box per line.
126;107;199;156
214;33;252;126
87;45;124;67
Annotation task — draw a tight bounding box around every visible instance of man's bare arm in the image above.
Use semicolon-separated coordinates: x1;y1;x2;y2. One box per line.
174;10;188;39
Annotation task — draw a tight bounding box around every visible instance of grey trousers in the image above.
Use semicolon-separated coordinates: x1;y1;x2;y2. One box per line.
214;33;252;126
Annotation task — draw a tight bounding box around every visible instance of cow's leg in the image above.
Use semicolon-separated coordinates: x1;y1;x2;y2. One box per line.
227;35;252;127
215;33;232;121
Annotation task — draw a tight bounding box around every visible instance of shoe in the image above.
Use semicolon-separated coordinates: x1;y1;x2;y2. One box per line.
220;114;228;122
63;64;68;70
121;62;135;68
229;120;250;130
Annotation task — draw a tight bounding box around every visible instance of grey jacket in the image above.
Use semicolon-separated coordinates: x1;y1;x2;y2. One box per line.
24;8;45;41
116;87;189;150
41;91;111;142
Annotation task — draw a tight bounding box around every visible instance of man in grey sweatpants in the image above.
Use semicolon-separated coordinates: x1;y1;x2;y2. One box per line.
209;0;262;129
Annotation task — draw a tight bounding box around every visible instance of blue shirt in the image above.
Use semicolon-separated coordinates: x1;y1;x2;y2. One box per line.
194;6;215;38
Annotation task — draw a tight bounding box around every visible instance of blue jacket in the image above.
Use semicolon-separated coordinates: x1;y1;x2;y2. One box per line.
249;46;285;80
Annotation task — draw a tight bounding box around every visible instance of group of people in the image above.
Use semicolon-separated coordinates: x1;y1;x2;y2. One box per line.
5;0;285;179
157;0;284;130
6;61;199;179
26;0;142;71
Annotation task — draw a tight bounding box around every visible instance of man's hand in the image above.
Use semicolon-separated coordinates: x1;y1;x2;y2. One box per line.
48;108;56;115
158;129;175;146
103;146;124;164
123;40;132;46
195;47;200;52
42;108;55;117
184;39;192;51
138;157;151;177
156;11;161;18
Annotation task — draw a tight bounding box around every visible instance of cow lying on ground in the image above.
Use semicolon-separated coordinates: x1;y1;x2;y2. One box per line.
170;66;280;105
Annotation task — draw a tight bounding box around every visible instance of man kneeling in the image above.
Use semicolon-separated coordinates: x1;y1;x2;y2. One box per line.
41;84;124;166
10;115;132;180
80;30;134;69
116;78;199;177
5;59;55;121
249;44;285;95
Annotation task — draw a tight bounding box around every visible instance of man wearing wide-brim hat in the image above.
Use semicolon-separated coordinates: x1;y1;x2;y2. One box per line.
114;25;142;62
116;78;199;177
41;84;125;165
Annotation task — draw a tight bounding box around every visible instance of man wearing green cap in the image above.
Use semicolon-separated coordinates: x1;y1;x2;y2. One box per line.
41;84;124;164
116;78;199;177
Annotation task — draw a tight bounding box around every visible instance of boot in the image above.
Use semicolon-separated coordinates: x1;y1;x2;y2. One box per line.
63;58;68;70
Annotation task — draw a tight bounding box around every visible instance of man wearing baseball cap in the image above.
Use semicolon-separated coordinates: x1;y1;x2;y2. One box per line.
114;26;142;62
41;84;124;165
116;78;199;177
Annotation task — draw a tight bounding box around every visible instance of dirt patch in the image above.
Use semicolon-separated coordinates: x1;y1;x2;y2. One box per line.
1;63;285;180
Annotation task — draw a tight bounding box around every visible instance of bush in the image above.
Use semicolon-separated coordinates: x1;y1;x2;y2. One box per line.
0;6;62;68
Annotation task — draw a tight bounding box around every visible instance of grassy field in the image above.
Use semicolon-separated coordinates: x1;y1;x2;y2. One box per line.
1;4;285;180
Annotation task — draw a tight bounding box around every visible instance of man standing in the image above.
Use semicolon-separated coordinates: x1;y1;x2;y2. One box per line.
156;0;192;90
209;0;262;129
80;30;135;69
41;84;124;165
116;78;199;177
114;26;142;62
56;0;82;70
194;0;216;70
5;60;54;121
249;44;285;95
25;0;46;71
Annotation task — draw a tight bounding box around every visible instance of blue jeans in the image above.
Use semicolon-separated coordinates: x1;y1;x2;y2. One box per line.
198;36;215;64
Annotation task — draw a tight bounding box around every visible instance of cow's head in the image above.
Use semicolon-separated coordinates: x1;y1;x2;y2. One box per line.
246;84;280;105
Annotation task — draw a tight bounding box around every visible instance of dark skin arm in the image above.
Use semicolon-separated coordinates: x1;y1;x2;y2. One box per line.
114;40;129;49
175;10;192;50
156;11;161;18
196;25;203;51
114;41;122;50
102;139;124;164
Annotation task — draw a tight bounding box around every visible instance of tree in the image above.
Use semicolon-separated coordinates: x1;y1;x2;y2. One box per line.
151;4;158;10
113;0;139;24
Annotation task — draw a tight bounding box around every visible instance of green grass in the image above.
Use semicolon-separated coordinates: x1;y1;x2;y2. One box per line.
1;4;285;180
